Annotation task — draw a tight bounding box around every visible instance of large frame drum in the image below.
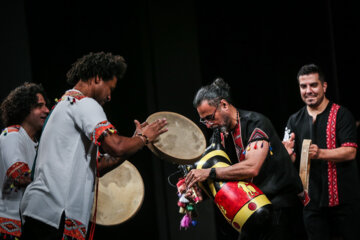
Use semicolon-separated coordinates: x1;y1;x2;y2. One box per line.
91;160;144;226
146;111;206;164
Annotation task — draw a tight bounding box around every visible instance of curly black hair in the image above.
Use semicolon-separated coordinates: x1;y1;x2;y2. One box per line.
1;82;48;127
66;52;127;85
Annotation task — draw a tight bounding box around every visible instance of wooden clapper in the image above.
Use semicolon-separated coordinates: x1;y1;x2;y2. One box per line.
299;139;312;205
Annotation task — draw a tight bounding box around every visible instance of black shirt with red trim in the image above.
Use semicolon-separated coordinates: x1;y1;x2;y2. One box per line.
223;109;303;209
285;101;360;209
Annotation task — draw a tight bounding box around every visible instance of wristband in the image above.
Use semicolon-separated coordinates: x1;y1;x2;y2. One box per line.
208;168;217;180
290;149;295;156
137;133;149;145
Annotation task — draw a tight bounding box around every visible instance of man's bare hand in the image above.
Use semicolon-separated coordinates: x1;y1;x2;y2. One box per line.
133;120;149;136
185;168;211;189
142;118;168;143
282;132;295;155
309;144;320;159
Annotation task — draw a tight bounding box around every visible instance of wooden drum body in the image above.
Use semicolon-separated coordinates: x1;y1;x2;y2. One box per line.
195;143;272;232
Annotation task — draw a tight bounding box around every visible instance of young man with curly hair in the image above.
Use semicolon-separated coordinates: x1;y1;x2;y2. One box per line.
0;82;49;239
19;52;167;240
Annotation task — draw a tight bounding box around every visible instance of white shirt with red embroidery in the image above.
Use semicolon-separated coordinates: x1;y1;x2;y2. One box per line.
0;126;37;221
20;89;110;230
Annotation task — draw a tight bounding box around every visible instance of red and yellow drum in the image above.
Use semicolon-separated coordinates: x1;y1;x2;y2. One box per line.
195;143;272;232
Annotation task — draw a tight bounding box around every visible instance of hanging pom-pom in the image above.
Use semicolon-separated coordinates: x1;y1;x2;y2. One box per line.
254;142;257;149
269;145;273;155
177;200;186;208
192;220;198;226
261;141;264;148
186;204;194;211
180;213;192;229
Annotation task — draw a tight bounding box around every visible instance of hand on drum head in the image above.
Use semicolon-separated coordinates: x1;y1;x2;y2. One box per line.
142;118;168;143
133;119;149;136
185;168;211;189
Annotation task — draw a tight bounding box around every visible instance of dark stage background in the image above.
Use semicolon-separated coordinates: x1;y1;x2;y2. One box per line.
1;1;359;239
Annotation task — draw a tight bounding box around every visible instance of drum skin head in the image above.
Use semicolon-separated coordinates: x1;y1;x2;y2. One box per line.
146;111;206;164
91;160;144;226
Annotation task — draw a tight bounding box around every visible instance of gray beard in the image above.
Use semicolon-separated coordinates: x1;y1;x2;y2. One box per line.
219;126;229;136
218;114;232;136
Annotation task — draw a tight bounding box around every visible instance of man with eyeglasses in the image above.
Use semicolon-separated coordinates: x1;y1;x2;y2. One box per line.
185;78;304;240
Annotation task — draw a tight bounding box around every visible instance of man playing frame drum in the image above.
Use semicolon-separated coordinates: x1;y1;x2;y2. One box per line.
184;78;304;240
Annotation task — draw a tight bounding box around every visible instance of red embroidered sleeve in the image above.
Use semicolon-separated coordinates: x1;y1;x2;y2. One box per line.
341;142;358;148
6;162;30;180
90;120;118;146
0;217;21;237
1;125;21;136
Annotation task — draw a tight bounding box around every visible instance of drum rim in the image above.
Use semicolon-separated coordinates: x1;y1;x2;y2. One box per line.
91;160;145;226
146;111;206;164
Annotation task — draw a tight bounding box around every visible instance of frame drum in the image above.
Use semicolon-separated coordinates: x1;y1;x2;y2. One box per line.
146;111;206;164
91;160;144;226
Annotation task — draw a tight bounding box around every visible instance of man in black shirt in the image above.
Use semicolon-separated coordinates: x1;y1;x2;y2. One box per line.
185;78;303;240
283;64;360;240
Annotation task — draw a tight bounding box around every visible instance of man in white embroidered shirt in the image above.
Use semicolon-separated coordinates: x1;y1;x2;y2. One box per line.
20;52;167;240
0;83;49;239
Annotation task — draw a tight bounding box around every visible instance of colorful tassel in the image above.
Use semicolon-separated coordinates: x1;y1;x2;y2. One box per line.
179;207;185;214
179;194;189;204
180;214;192;229
186;204;194;211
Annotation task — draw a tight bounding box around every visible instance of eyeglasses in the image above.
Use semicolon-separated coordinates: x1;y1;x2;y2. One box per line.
200;105;219;125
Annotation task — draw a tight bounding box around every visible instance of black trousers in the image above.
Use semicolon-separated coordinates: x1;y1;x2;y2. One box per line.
20;213;65;240
215;204;306;240
303;203;360;240
238;206;306;240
